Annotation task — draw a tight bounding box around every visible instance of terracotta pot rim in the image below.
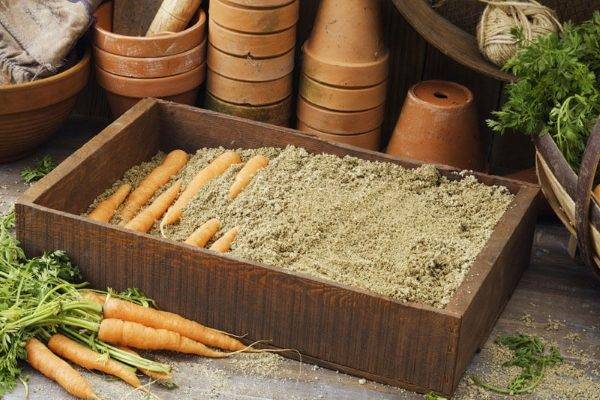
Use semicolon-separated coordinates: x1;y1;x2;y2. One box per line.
207;44;294;81
0;50;90;115
409;80;474;110
207;67;291;84
207;92;292;110
93;39;207;78
96;63;206;97
210;0;299;34
298;120;382;137
302;43;389;87
207;69;292;106
299;73;386;111
298;96;385;115
93;2;207;56
219;0;296;9
208;18;296;58
297;96;384;134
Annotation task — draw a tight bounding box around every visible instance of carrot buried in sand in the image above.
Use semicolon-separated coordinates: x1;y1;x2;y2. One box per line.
48;334;141;389
229;155;269;199
185;218;221;247
101;296;246;352
26;338;98;400
88;183;131;223
125;180;182;233
210;226;240;253
119;149;189;224
160;151;241;232
98;319;228;358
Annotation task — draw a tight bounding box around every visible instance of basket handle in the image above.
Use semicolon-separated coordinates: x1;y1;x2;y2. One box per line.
575;116;600;271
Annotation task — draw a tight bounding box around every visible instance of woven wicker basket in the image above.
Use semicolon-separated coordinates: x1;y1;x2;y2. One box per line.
534;120;600;281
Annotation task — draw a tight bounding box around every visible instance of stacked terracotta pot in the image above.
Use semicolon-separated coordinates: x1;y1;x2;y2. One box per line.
297;0;389;150
93;2;207;117
205;0;299;126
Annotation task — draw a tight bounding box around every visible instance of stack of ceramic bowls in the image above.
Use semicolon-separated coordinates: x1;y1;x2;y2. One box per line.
297;0;388;150
206;0;299;126
93;2;207;117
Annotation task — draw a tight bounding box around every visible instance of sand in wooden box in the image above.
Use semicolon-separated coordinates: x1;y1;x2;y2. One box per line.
15;99;540;396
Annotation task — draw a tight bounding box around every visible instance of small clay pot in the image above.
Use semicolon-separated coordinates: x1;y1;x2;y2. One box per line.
94;2;207;58
299;73;386;112
386;80;484;171
207;69;292;106
93;39;206;78
209;0;299;33
302;0;388;87
297;121;380;151
0;50;90;162
205;92;291;126
207;45;294;81
296;97;384;135
208;19;296;58
96;63;205;116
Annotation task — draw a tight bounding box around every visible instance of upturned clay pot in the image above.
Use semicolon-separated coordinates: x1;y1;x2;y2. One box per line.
302;0;388;87
207;69;292;106
386;80;484;171
205;92;292;126
296;97;384;135
93;39;206;78
297;121;380;151
208;45;294;81
95;63;206;116
0;50;90;162
208;19;296;58
299;74;386;112
94;2;207;58
209;0;299;34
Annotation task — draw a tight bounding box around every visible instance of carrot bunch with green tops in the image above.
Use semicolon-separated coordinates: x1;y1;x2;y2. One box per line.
0;209;248;399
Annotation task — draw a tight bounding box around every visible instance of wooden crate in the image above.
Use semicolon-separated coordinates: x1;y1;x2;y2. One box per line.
15;99;540;396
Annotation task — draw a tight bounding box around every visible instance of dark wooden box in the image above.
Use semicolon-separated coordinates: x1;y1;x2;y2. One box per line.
15;99;539;396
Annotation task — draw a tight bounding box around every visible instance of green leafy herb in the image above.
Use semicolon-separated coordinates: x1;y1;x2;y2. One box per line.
20;155;56;184
424;392;447;400
490;12;600;171
473;334;563;395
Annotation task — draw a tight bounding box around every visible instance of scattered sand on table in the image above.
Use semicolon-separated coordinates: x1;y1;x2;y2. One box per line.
89;146;514;308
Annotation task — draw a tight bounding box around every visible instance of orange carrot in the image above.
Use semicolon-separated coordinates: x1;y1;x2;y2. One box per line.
209;226;240;253
26;338;97;400
120;150;189;224
118;347;173;383
98;319;228;357
229;155;269;199
594;184;600;202
80;291;107;305
88;183;131;223
161;151;241;228
48;334;141;388
102;297;245;351
184;218;221;247
125;180;181;233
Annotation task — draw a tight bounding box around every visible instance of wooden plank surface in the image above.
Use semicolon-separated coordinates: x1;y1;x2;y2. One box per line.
2;117;599;399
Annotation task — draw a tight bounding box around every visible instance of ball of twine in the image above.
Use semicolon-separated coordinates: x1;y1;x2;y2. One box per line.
477;0;562;67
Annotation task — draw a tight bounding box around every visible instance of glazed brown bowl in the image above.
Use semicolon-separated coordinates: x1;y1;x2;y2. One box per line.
94;2;207;58
0;50;90;163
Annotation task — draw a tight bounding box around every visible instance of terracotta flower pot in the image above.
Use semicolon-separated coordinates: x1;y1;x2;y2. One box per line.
207;69;292;106
296;97;384;135
209;0;299;34
302;0;388;87
95;63;206;117
299;74;386;112
297;121;380;151
224;0;293;7
208;45;294;81
0;50;90;162
208;18;296;58
205;92;291;126
94;2;207;58
93;40;206;78
386;80;484;171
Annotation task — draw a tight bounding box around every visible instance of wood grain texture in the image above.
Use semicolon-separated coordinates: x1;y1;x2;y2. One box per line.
17;99;538;396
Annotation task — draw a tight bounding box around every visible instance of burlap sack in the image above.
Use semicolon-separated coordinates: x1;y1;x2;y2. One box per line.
0;0;101;84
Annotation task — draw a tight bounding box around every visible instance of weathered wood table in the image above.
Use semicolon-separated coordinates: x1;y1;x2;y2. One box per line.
2;117;599;400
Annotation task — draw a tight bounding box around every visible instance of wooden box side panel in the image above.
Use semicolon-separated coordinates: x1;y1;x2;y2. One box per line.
27;101;161;215
450;191;539;386
16;205;460;395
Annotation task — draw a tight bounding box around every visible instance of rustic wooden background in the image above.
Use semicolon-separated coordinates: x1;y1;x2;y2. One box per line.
78;0;579;175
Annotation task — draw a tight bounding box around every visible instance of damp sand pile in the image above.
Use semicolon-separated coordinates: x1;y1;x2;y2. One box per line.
89;146;514;308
